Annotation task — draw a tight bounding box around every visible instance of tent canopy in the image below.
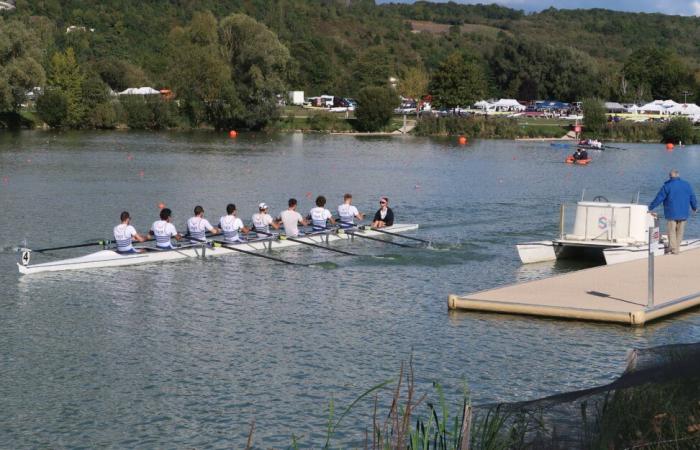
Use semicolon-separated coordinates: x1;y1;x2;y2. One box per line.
118;87;161;95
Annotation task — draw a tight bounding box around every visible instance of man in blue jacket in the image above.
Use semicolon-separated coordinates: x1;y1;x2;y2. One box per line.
649;169;698;254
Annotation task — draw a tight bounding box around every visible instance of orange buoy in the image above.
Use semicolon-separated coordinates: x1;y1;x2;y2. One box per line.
158;202;166;209
229;130;238;138
666;142;674;150
458;135;467;145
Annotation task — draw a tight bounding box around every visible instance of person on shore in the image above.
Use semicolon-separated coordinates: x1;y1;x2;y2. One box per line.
114;211;147;253
648;169;698;254
280;198;308;237
371;197;394;228
309;195;335;231
337;193;364;229
219;203;249;243
150;208;181;249
187;205;220;244
252;203;280;235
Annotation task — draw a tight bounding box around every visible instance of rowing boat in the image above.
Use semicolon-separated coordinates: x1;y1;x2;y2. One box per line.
17;224;419;275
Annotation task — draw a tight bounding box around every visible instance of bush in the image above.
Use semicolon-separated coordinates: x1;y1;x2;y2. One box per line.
120;96;176;130
355;86;399;132
306;111;340;131
661;117;697;144
88;102;118;129
36;90;69;128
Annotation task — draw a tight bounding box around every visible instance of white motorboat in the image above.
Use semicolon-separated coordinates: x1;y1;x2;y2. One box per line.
516;198;697;265
17;224;419;275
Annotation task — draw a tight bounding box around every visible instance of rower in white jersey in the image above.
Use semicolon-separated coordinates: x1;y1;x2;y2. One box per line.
280;198;308;237
309;195;336;232
186;205;220;244
251;203;280;236
219;203;250;243
149;208;182;249
113;211;147;253
337;193;364;229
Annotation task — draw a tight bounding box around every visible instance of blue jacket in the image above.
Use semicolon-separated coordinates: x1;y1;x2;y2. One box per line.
649;177;698;220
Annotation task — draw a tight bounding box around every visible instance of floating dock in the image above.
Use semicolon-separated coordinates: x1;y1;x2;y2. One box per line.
448;247;700;326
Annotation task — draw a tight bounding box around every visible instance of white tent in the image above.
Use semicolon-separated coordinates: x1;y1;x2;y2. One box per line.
118;87;161;96
639;101;665;113
661;99;681;109
667;103;700;116
473;100;490;109
491;99;525;111
604;102;626;112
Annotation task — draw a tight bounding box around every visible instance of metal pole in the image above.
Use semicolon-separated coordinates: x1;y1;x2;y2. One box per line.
559;204;565;239
647;225;655;308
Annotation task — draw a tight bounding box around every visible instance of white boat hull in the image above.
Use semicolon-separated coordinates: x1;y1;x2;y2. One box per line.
516;241;557;263
603;239;700;265
18;224;419;275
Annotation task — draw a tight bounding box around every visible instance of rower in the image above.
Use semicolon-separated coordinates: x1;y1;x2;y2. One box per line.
252;202;280;236
371;197;394;228
337;193;364;229
187;205;220;244
309;195;335;232
572;148;584;161
219;203;249;243
113;211;147;253
149;208;182;249
280;198;308;237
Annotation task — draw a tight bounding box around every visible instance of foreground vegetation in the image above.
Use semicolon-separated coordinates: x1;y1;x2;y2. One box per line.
2;2;700;133
268;352;700;449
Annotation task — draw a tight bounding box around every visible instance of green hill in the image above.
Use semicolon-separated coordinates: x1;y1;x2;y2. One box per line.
2;0;699;126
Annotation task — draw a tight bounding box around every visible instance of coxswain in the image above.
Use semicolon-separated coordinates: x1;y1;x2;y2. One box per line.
219;203;249;243
252;203;280;235
371;197;394;228
337;193;364;229
309;195;335;232
280;198;308;237
187;205;220;244
113;211;147;253
149;208;181;249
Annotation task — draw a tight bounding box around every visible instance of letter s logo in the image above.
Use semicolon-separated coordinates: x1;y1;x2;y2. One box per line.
598;216;608;229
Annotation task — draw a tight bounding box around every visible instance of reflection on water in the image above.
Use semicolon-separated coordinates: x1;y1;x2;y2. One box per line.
2;132;700;447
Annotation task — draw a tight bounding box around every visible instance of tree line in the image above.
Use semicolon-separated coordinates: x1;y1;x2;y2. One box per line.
1;1;699;131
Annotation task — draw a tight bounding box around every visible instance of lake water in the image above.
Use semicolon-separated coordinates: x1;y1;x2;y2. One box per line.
2;131;700;447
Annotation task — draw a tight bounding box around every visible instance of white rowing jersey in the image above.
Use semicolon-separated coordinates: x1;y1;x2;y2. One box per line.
187;216;214;243
337;203;359;228
220;214;245;243
113;224;137;252
310;206;332;231
280;209;303;237
252;212;274;234
151;220;178;248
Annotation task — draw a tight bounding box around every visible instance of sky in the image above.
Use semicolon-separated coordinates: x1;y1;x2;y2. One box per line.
390;0;700;16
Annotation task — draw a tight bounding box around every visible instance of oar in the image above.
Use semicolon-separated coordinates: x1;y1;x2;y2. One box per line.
361;226;431;244
345;230;415;248
603;144;627;150
29;240;113;253
257;229;358;257
211;240;305;266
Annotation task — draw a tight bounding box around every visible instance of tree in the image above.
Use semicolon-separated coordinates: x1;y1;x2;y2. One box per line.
219;13;292;130
623;48;697;102
36;90;68;128
662;117;696;144
398;66;429;102
47;48;85;127
0;18;46;115
430;52;488;109
355;86;399;131
582;98;607;135
167;11;233;126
